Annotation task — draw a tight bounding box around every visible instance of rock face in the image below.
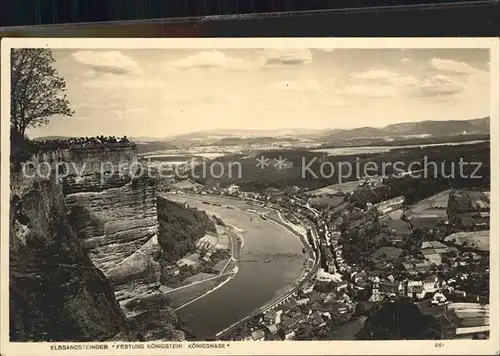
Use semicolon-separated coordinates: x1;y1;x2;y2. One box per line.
65;176;158;275
9;173;135;342
58;146;159;300
59;146;180;340
10;145;209;341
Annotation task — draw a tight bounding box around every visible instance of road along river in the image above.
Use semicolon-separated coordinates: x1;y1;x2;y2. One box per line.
163;193;306;339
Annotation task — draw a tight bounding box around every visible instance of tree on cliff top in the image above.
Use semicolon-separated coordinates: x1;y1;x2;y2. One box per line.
11;49;74;137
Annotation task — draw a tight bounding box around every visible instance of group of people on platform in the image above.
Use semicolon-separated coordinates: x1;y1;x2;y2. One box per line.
34;135;131;150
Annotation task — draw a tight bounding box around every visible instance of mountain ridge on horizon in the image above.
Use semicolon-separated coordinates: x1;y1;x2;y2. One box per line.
166;116;490;139
317;116;490;142
31;117;489;143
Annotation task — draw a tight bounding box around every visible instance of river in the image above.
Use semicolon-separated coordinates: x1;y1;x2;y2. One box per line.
163;194;305;339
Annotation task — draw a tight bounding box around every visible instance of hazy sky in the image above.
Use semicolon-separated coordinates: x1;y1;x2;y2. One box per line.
29;48;490;138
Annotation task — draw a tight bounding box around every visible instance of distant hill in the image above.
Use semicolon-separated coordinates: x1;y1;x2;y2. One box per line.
129;136;169;142
205;136;300;147
318;117;490;142
188;142;490;194
135;141;178;154
317;133;490;149
168;128;329;146
318;127;382;141
382;117;490;135
170;128;326;140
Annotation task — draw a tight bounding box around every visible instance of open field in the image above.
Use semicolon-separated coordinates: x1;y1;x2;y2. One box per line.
306;180;360;196
309;194;346;209
407;208;449;220
408;189;451;214
313;138;489;155
444;231;490;251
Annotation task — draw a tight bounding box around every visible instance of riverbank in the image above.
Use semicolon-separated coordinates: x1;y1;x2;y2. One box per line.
164;193;306;339
159;206;243;311
168;202;307;315
174;268;238;311
214;201;320;339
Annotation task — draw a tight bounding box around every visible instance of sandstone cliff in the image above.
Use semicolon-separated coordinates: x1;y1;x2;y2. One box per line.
9;173;135;341
10;145;207;341
65;175;158;275
59;146;182;340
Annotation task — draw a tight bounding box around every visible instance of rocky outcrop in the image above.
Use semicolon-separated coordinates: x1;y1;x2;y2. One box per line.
10;144;201;341
9;173;135;342
60;146;182;340
63;158;162;306
65;176;158;275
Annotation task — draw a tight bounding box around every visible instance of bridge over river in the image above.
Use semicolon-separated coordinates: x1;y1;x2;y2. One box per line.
164;193;308;339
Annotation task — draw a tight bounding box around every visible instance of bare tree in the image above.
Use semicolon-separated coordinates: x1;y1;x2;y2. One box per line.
10;49;74;137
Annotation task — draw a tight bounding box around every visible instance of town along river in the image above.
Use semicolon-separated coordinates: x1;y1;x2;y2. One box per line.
165;194;305;340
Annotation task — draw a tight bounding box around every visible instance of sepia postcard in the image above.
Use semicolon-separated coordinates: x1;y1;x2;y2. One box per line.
1;37;499;355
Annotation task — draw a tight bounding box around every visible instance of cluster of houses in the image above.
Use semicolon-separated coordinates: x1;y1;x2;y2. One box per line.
163;231;231;279
239;283;355;341
176;233;224;268
174;179;490;340
369;274;459;302
289;188;489;338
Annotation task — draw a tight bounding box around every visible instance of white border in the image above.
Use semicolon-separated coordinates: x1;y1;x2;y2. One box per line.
1;37;499;356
